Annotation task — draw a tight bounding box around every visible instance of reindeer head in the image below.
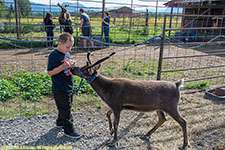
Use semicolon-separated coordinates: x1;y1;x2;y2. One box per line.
70;52;115;81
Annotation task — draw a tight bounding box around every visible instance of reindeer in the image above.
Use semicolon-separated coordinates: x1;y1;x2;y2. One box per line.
70;52;189;150
57;3;69;33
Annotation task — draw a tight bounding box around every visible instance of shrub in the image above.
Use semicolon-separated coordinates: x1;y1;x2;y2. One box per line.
123;60;156;76
1;70;52;101
0;78;18;102
73;76;97;96
0;69;98;102
10;70;52;101
184;81;211;90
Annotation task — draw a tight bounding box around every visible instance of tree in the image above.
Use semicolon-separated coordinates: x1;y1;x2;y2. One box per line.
7;3;14;19
0;0;9;18
17;0;31;17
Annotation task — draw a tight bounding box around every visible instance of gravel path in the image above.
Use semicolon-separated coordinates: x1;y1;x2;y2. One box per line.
1;92;225;150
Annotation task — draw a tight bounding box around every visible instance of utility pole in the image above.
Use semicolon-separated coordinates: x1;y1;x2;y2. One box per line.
169;0;174;37
154;0;158;35
154;0;158;27
14;0;20;39
49;0;51;12
128;0;133;42
101;0;105;37
145;8;149;27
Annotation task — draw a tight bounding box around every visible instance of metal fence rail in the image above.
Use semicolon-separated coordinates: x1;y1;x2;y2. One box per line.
157;14;225;87
1;2;225;118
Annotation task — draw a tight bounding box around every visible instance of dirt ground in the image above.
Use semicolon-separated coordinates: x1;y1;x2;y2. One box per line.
0;47;224;150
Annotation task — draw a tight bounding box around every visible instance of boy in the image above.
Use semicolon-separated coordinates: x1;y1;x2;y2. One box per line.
47;33;80;138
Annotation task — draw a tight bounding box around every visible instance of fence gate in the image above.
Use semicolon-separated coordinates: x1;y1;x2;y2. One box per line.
157;14;225;87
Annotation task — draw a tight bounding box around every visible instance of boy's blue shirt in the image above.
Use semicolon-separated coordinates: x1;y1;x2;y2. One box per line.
47;49;74;93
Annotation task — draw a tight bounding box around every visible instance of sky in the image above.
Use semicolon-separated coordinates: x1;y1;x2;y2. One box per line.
29;0;168;9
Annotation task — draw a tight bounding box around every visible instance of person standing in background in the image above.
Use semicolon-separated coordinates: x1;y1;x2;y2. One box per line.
44;12;55;50
102;12;110;45
79;8;94;51
57;3;69;33
64;12;74;35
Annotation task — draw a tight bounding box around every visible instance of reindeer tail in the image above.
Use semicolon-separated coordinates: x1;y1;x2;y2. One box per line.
175;78;184;89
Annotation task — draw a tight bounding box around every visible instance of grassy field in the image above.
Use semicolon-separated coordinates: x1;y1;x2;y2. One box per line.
0;16;181;48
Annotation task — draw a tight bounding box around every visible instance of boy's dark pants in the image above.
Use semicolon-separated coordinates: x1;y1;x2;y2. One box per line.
53;92;74;134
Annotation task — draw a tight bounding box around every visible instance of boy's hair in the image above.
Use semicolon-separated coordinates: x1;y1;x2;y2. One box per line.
58;33;74;44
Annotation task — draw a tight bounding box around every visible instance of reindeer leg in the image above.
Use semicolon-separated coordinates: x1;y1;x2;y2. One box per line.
142;110;166;139
107;109;121;147
106;109;113;135
167;108;189;150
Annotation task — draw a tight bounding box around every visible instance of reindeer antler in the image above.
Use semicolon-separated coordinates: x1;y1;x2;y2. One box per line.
87;52;92;64
87;52;116;69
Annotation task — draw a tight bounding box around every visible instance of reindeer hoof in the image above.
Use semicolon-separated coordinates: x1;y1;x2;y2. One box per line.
179;141;190;150
107;139;117;147
178;146;186;150
178;145;190;150
140;135;149;140
110;129;114;135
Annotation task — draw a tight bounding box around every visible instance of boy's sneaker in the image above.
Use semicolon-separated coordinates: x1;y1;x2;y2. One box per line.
64;131;81;139
56;124;63;128
56;122;63;128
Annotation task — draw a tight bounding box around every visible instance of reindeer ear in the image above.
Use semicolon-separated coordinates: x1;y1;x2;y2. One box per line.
87;64;101;75
94;64;101;70
87;68;95;75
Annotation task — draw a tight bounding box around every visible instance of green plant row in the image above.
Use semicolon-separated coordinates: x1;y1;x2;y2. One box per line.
183;80;211;90
0;69;96;102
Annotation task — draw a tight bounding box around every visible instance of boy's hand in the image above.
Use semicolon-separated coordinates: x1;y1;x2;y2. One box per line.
70;60;76;68
62;61;70;69
62;59;76;69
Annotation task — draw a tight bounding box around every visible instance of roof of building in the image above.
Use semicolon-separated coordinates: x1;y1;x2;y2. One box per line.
164;0;225;7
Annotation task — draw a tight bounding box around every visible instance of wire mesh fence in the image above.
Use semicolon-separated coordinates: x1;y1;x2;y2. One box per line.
0;1;225;118
158;14;225;87
0;0;168;48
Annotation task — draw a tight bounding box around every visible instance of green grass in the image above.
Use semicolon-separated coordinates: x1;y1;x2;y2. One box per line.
184;81;211;90
0;101;48;118
100;59;159;79
95;103;102;109
123;60;158;76
162;71;183;77
77;95;99;104
0;16;168;48
0;93;102;119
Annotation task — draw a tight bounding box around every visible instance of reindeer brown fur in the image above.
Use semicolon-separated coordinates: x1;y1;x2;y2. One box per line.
70;52;189;150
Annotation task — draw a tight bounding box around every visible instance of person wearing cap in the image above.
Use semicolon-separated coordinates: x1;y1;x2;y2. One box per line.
79;8;94;50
